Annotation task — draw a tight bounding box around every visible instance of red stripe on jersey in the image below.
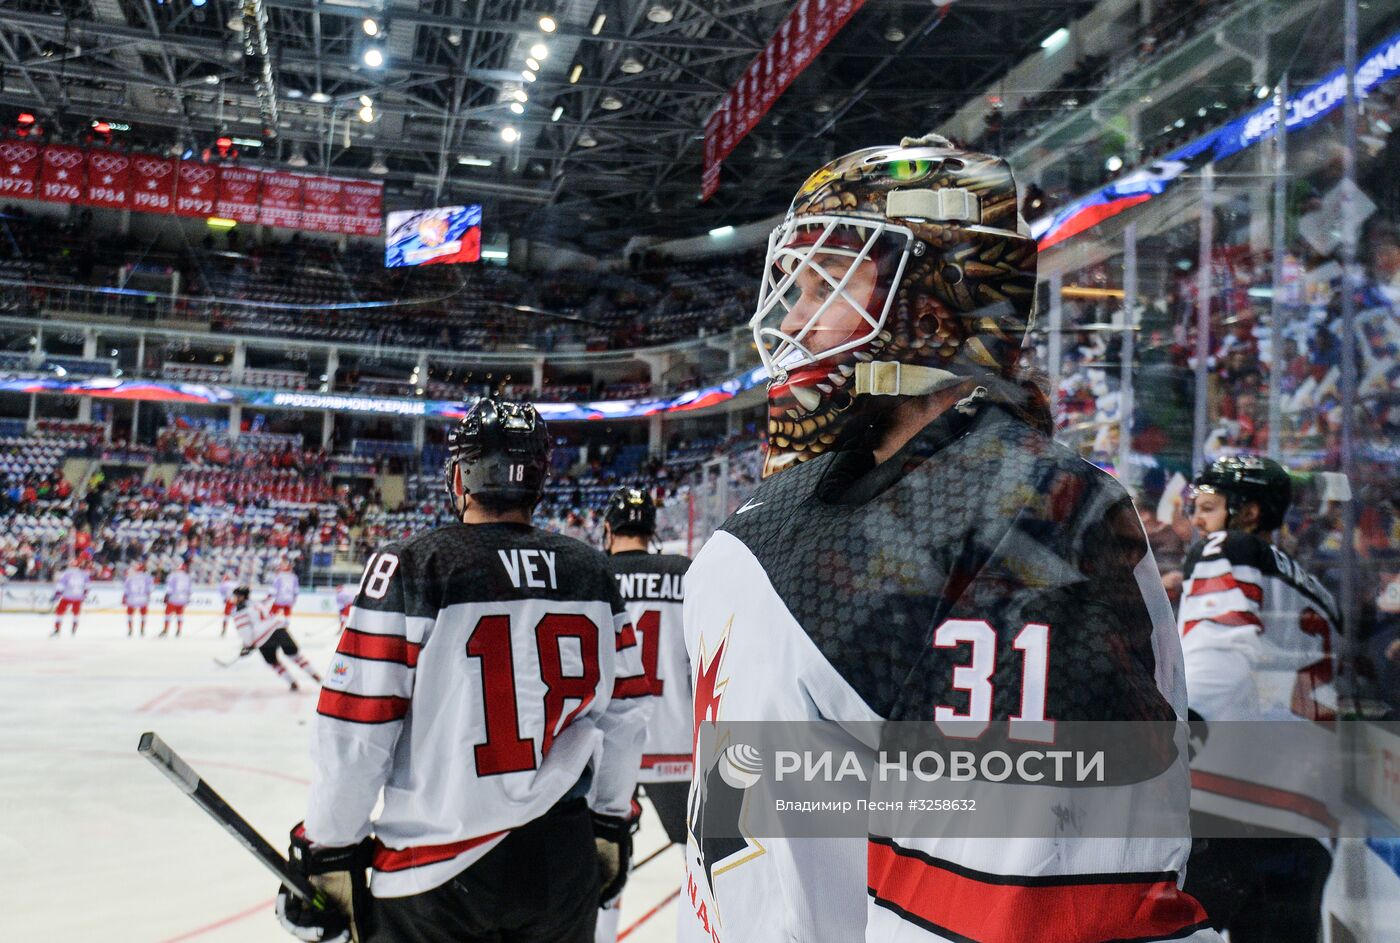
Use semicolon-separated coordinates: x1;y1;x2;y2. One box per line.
641;753;692;769
1188;573;1263;603
317;689;409;724
1181;609;1264;636
867;837;1208;943
1191;770;1339;831
614;674;654;699
373;830;506;873
336;627;420;667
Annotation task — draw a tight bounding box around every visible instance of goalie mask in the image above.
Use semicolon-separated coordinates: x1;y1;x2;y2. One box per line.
752;133;1038;478
445;397;552;516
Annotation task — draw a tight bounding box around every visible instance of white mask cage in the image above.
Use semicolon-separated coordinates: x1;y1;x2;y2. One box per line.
750;214;916;383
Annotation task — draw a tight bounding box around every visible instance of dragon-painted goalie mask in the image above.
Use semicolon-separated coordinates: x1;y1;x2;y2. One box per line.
751;133;1037;478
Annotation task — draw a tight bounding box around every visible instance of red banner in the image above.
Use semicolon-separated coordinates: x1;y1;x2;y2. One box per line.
702;0;869;200
259;171;303;229
216;166;262;223
175;160;218;217
300;175;344;233
130;154;177;214
39;145;85;203
84;151;132;209
340;181;384;236
0;142;42;200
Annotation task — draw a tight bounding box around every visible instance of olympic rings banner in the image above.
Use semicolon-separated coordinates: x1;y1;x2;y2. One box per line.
0;144;381;236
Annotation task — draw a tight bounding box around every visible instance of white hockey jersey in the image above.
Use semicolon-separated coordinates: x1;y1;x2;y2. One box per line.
608;550;692;783
1178;530;1341;837
233;601;280;650
682;404;1216;943
270;571;299;606
122;571;154;606
55;567;89;601
335;584;357;611
304;522;653;898
165;571;193;606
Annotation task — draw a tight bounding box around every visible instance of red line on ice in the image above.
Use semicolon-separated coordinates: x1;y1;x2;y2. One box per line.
136;686;178;713
156;896;274;942
619;888;680;939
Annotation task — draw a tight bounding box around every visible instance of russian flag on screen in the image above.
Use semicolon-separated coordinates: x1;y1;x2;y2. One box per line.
384;205;482;267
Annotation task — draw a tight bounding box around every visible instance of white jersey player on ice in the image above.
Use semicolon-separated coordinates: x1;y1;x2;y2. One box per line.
51;559;91;636
122;562;155;637
273;398;653;943
1176;456;1339;942
595;485;690;943
231;586;322;690
679;136;1216;943
161;562;193;637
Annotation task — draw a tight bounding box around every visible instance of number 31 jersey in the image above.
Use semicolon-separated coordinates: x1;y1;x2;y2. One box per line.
608;550;691;783
682;404;1215;943
304;522;652;898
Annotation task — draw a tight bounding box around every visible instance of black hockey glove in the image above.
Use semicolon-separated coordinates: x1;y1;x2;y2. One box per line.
275;824;373;943
592;807;638;904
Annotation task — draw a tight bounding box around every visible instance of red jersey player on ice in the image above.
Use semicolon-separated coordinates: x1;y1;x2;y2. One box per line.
219;572;239;636
273;398;653;943
161;561;193;638
269;560;300;622
122;561;154;637
231;586;322;691
51;558;90;636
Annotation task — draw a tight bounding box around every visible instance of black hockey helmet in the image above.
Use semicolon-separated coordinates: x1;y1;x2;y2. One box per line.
1193;455;1292;532
445;397;551;514
603;486;657;537
232;585;251;602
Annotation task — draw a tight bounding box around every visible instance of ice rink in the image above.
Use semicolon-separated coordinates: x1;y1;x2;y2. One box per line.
1;608;681;942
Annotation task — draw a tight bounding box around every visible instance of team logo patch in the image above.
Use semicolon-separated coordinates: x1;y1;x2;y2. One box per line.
326;659;353;689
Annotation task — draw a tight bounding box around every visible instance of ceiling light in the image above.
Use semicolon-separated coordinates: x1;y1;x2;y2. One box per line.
457;155;492;167
363;47;384;68
591;13;606;34
514;89;529;103
1256;85;1272;99
227;14;243;31
620;57;644;74
359;94;373;107
362;18;379;36
646;5;673;23
1041;27;1069;51
530;43;548;60
539;15;557;32
510;102;524;114
206;217;238;231
578;132;597;147
286;87;303;99
287;148;309;167
1105;155;1123;172
359;104;375;122
522;69;537;82
526;57;541;71
600;95;622;110
310;90;331;103
884;26;905;42
569;64;583;83
551;105;564;122
204;73;221;85
812;100;832;113
369;154;389;174
192;0;206;7
501;126;519;143
708;225;734;237
481;249;509;261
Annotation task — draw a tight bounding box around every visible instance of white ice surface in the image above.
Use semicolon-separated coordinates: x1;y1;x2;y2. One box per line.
1;609;680;942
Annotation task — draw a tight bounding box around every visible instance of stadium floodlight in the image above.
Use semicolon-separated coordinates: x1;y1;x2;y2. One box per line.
526;57;541;71
501;126;519;143
510;102;524;115
457;155;493;166
551;105;564;122
359;104;375;122
1105;155;1123;172
363;18;379;36
363;47;384;68
192;0;206;7
709;225;735;238
539;15;557;32
531;44;548;60
620;57;644;74
591;13;606;34
513;90;529;103
206;217;238;231
310;90;331;103
359;94;373;107
522;69;537;82
482;249;509;260
569;64;583;84
1040;27;1069;52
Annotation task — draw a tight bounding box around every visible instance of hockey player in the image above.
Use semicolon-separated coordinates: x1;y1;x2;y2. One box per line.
680;135;1214;942
335;582;356;632
231;585;322;691
51;558;90;636
274;398;653;943
270;559;299;623
595;485;690;943
1177;455;1338;941
161;561;193;638
219;571;239;636
122;561;154;637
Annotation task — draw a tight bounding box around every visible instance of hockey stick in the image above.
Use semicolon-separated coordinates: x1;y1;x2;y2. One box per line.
631;842;673;874
213;648;252;669
136;732;330;909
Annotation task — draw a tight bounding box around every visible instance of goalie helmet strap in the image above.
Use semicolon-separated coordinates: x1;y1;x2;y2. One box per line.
854;360;964;397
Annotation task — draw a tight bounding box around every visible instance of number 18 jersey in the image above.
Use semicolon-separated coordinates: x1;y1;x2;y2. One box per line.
304;522;652;898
